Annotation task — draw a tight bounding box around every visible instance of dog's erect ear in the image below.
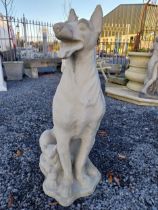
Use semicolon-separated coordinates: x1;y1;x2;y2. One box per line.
68;9;78;21
90;5;103;34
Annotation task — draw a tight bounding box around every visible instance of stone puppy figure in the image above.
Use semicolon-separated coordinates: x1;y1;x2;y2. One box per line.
39;5;105;206
140;36;158;99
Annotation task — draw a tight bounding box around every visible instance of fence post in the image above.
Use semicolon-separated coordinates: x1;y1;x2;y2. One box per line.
23;14;27;47
43;27;48;56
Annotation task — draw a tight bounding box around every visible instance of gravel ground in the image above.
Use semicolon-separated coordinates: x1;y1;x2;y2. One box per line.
0;73;158;210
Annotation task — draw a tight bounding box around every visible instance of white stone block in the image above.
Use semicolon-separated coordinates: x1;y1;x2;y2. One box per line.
0;57;7;91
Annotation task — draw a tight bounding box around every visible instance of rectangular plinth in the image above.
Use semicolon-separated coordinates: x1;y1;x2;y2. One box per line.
3;62;24;81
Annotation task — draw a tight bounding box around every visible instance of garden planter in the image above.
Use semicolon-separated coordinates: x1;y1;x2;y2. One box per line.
3;61;24;80
125;52;151;92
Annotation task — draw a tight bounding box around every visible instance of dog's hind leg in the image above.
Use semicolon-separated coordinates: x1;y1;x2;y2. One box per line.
55;129;73;197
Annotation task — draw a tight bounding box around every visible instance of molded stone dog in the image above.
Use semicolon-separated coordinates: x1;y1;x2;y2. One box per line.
39;5;105;206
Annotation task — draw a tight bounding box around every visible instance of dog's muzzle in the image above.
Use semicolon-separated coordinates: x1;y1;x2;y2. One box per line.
53;22;83;58
53;22;73;41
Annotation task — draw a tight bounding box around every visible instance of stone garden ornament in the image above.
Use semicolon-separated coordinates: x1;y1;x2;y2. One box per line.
39;5;105;206
0;55;7;91
140;36;158;99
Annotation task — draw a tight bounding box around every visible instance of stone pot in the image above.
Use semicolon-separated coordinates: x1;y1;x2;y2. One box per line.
3;61;24;80
125;52;151;92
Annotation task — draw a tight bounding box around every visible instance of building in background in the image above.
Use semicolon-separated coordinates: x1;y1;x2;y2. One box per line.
99;3;158;54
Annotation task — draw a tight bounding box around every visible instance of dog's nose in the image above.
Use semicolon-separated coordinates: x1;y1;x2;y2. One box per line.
53;23;65;34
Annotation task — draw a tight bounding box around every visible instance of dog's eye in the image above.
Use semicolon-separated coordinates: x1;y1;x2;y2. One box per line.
79;24;86;31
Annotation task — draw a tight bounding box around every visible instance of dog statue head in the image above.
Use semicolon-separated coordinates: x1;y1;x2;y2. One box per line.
53;5;103;59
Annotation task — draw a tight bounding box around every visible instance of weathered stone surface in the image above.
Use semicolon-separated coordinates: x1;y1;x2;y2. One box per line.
3;61;24;80
39;5;105;206
24;58;61;78
125;52;151;92
106;82;158;106
140;37;158;99
0;56;7;91
108;76;128;86
24;68;38;78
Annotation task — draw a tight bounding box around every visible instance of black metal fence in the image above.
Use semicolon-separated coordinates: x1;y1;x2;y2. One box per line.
0;15;60;61
98;40;152;56
98;41;133;55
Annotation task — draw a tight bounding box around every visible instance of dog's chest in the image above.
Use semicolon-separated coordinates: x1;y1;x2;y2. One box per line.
53;87;105;132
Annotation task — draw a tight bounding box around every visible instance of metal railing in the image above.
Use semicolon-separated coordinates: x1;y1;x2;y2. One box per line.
97;39;152;69
0;15;60;61
98;40;152;55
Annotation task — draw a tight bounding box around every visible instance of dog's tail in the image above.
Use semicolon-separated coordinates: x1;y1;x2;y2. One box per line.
39;129;61;177
39;129;56;152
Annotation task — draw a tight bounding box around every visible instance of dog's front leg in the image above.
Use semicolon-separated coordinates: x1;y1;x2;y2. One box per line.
55;129;73;197
75;127;96;185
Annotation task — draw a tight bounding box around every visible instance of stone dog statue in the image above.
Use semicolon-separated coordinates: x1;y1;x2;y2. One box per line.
139;37;158;99
39;5;105;206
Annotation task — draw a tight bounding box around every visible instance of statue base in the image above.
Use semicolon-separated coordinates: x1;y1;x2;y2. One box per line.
39;129;101;206
42;162;101;206
139;92;158;100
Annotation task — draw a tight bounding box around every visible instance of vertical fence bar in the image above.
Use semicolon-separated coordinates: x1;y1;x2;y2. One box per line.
24;15;27;47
